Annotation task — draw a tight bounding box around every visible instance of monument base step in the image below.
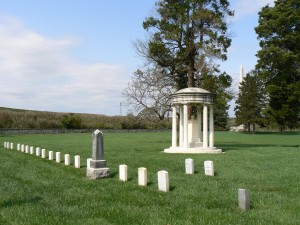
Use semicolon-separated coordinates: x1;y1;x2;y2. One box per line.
164;146;222;154
86;167;110;179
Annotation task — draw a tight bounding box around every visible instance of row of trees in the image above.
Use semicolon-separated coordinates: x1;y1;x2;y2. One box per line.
235;0;300;132
124;0;299;132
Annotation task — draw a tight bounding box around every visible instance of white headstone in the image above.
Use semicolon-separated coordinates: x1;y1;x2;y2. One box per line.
5;142;9;149
185;158;194;174
25;145;29;153
41;149;46;158
87;158;92;169
65;154;70;166
36;147;40;156
21;144;25;152
17;144;20;151
56;152;61;163
204;160;214;176
3;142;6;148
238;189;250;210
30;146;34;154
75;155;80;168
158;170;169;192
10;143;13;149
119;164;128;181
49;151;54;160
138;167;147;186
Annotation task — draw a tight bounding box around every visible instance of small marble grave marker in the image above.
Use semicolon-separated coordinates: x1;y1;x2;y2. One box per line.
49;151;54;160
3;142;6;148
41;149;46;158
65;154;70;166
138;167;147;186
25;145;29;154
56;152;61;163
119;165;128;181
158;170;169;192
86;129;110;179
75;155;80;168
10;143;13;149
204;160;214;176
17;144;20;151
185;158;194;174
21;144;25;152
87;158;92;169
36;147;40;156
238;189;250;210
30;146;34;154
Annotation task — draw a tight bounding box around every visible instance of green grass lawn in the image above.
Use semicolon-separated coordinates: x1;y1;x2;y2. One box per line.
0;131;300;225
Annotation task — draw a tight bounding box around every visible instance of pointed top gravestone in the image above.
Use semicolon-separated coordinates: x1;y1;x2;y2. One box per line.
92;129;104;160
87;129;110;179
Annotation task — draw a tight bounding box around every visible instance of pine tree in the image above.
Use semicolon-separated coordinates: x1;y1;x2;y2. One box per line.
139;0;234;89
235;70;266;133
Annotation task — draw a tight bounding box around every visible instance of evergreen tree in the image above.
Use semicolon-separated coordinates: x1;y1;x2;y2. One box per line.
235;70;266;133
199;68;233;130
255;0;300;131
138;0;234;89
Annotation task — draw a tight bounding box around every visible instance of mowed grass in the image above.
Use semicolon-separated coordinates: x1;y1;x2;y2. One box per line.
0;131;300;225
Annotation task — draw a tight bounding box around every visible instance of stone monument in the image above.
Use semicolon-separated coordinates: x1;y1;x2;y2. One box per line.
86;129;110;179
164;87;222;153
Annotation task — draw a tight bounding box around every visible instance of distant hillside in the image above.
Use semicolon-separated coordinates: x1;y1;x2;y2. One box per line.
0;107;171;130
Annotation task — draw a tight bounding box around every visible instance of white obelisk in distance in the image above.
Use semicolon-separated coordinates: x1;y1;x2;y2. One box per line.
239;65;244;87
238;65;245;130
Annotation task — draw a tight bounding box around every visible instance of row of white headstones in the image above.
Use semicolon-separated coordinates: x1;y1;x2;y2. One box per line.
117;159;214;191
3;141;250;210
3;141;81;168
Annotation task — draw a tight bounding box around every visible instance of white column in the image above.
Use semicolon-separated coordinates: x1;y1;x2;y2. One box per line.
203;104;208;148
209;105;214;148
183;104;188;148
179;105;184;146
171;106;177;148
197;107;202;142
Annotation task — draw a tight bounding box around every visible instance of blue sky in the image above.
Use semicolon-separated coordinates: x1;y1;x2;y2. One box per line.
0;0;274;116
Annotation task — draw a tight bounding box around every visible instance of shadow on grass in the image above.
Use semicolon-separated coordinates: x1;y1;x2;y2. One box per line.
170;186;176;191
0;196;42;208
109;171;118;178
239;131;300;135
221;143;300;152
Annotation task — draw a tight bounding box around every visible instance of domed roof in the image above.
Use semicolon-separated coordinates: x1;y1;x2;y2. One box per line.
175;87;211;94
171;87;214;105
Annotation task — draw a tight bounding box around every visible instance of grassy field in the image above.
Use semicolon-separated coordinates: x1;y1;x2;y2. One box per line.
0;131;300;225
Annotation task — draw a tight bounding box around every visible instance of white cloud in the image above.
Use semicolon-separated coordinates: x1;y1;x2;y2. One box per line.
231;0;275;19
0;15;129;115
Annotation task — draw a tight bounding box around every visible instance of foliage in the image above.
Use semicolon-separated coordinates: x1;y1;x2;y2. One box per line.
200;70;233;130
0;107;171;130
235;70;267;133
255;0;300;131
1;132;300;224
61;114;82;129
139;0;233;88
122;67;174;120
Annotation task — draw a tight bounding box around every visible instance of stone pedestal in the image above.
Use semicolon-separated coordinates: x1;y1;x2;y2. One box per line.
87;167;110;179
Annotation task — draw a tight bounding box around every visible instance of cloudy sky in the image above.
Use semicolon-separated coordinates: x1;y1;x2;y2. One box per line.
0;0;274;116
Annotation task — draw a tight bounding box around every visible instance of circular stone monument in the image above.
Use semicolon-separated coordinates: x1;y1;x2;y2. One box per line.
164;87;222;154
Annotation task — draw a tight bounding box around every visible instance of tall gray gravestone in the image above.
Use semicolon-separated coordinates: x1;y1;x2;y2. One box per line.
86;129;110;179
